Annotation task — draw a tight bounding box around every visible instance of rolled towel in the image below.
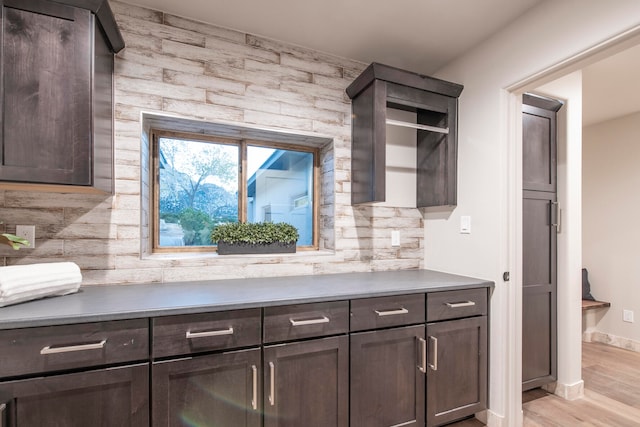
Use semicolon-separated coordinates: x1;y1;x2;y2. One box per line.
0;262;82;307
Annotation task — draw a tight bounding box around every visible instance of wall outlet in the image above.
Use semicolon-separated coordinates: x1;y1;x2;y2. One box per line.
623;309;634;323
16;225;35;249
391;230;400;247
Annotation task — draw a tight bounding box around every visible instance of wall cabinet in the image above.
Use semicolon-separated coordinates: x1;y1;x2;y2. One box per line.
0;0;124;193
346;63;463;207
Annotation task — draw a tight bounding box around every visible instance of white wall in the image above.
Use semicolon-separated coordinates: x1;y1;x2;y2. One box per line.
536;72;584;399
430;1;640;426
583;112;640;348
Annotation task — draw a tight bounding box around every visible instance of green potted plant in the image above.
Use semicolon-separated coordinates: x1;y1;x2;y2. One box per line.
211;222;299;255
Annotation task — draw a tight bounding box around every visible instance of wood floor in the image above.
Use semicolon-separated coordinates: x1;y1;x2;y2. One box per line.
447;341;640;426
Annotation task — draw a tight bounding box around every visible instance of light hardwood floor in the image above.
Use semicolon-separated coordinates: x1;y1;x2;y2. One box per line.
448;341;640;426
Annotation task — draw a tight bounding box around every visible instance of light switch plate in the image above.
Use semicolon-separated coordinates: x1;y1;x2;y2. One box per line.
460;216;471;234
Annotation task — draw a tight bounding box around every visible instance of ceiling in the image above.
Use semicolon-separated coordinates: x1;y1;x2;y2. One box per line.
126;0;542;75
582;43;640;126
125;0;640;125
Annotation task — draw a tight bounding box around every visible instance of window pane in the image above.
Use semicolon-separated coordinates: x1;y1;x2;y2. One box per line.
246;146;314;246
158;138;239;247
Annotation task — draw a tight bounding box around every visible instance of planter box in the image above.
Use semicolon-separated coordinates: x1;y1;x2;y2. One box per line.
216;241;296;255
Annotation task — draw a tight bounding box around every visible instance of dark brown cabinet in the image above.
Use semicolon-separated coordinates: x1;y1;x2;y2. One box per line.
426;317;487;426
263;336;349;427
0;318;149;427
350;294;426;427
0;284;491;427
0;364;149;427
346;63;463;207
350;325;426;427
426;289;488;426
522;93;562;391
152;348;262;427
262;301;349;427
0;0;124;193
151;309;262;427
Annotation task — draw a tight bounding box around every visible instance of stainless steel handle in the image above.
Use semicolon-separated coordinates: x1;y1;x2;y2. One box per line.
251;365;258;410
185;327;234;339
445;301;476;308
374;308;408;317
268;362;275;406
428;336;438;371
0;403;6;426
289;316;329;326
40;339;107;355
418;337;427;373
551;201;559;228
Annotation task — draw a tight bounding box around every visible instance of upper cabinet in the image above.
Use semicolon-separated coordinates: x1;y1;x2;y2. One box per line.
346;63;463;207
0;0;124;193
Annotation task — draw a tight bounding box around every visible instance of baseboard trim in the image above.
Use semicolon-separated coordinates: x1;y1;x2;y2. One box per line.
583;330;640;353
484;409;508;427
542;380;584;400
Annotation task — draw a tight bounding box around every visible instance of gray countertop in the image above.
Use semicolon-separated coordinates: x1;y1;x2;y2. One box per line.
0;269;493;330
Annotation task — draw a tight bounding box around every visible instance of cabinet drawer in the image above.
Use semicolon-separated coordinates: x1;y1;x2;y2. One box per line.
350;294;425;332
152;308;261;358
263;301;348;343
427;288;487;322
0;319;148;378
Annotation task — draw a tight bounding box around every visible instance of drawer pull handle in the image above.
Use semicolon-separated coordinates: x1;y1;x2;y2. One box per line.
185;327;234;339
40;339;107;355
428;336;438;371
374;308;408;317
445;301;476;308
268;362;275;406
289;316;329;326
418;337;427;373
251;365;258;410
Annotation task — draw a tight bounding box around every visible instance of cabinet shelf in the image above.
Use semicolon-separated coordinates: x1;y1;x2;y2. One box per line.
346;63;463;207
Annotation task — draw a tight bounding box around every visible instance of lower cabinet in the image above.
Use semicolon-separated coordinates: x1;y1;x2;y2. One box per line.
350;325;426;427
0;287;490;427
426;316;488;426
263;335;349;427
152;348;261;427
0;363;149;426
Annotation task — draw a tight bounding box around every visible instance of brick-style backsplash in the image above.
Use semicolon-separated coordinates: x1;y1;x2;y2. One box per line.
0;0;425;284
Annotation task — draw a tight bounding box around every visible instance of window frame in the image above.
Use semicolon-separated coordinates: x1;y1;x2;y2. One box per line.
151;129;320;253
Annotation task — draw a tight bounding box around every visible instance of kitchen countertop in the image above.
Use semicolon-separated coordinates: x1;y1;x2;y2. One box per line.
0;269;493;330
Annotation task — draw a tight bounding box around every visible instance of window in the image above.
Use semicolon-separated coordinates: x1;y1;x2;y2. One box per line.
152;131;318;252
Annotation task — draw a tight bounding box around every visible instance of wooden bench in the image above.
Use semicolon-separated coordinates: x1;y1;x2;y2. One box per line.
582;299;610;342
582;300;611;311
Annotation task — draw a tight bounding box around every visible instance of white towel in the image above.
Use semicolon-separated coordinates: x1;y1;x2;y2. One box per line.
0;262;82;307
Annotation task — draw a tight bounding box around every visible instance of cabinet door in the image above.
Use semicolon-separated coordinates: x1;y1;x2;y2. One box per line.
152;348;261;427
522;190;557;390
264;335;348;427
0;363;148;426
426;316;487;426
350;325;425;427
522;101;558;193
0;0;92;185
